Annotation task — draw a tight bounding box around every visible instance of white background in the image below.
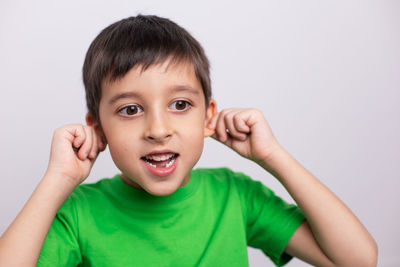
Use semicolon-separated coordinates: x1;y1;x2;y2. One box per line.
1;1;399;266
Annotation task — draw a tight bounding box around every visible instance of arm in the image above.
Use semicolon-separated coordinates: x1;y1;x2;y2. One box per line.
261;144;378;267
0;173;76;266
0;123;105;266
208;108;378;267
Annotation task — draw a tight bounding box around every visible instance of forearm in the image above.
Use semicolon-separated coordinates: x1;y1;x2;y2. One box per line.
0;172;75;266
260;144;378;266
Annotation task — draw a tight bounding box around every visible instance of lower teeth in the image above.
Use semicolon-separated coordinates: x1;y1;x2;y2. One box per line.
146;157;175;168
166;158;175;168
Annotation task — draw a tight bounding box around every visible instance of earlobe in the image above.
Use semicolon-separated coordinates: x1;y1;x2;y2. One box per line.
204;99;217;138
204;128;215;137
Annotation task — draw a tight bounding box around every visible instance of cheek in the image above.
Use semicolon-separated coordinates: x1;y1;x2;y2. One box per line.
107;135;142;175
180;123;205;148
106;130;141;159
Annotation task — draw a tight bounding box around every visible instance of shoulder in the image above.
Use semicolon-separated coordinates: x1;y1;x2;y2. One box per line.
60;175;118;211
192;167;251;182
73;176;116;196
191;167;263;193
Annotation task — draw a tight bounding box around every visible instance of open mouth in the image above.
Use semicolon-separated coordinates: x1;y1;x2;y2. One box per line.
141;153;179;169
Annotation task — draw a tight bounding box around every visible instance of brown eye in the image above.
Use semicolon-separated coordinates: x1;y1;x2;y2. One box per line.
172;100;190;111
120;105;142;116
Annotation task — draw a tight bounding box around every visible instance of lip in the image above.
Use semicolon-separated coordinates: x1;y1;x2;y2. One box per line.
141;154;179;177
142;149;179;157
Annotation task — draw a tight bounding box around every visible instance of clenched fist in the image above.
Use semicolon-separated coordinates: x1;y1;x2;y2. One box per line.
46;124;106;187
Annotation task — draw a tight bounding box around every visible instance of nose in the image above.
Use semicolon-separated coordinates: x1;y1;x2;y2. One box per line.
144;109;172;143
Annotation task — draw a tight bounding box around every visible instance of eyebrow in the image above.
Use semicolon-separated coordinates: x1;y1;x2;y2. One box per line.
169;85;201;95
108;85;201;105
108;92;141;106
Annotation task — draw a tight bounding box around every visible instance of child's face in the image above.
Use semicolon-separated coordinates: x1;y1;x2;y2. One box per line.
92;60;216;196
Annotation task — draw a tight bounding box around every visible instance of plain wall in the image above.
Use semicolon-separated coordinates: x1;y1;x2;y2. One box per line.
0;1;399;266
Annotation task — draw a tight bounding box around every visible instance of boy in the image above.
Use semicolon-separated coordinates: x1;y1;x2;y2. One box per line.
0;15;377;266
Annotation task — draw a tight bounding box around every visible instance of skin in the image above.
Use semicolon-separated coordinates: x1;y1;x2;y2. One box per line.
0;59;377;266
209;109;378;266
94;60;216;196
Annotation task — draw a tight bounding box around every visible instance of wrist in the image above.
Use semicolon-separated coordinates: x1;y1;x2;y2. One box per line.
257;140;283;164
42;170;79;195
258;143;290;176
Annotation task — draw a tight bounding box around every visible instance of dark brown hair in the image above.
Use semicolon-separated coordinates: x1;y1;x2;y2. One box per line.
82;15;211;124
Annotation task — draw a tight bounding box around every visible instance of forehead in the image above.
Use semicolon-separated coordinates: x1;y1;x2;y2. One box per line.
101;59;203;102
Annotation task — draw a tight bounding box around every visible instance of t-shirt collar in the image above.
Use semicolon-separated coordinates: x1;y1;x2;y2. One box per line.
110;170;201;210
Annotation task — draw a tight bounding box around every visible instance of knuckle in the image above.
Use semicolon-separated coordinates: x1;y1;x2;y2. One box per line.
223;115;230;123
226;112;235;121
233;114;241;122
54;127;62;136
220;109;228;116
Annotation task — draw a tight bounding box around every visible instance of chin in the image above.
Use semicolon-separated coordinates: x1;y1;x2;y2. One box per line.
144;181;180;196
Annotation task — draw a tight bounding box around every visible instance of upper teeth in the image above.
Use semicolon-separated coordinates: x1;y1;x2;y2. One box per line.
145;153;175;161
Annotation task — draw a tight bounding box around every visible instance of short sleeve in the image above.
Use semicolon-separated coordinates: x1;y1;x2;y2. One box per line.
239;174;305;266
37;193;82;266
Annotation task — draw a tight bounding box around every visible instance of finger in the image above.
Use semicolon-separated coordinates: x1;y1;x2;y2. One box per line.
71;125;86;149
214;111;229;142
224;111;247;141
78;126;93;161
233;112;251;133
88;127;98;159
211;128;234;148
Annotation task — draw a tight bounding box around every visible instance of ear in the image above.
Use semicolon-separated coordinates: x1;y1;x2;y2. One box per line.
204;99;217;137
86;113;107;146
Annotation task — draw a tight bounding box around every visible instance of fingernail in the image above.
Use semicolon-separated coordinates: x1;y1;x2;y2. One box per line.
90;151;96;158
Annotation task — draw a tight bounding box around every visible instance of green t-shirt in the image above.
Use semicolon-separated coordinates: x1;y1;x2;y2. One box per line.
38;167;305;267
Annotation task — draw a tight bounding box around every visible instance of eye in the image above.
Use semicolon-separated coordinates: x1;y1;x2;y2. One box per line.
170;100;191;111
118;105;143;116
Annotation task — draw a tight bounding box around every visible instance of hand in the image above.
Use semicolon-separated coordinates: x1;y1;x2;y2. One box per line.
209;108;281;164
46;124;106;187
